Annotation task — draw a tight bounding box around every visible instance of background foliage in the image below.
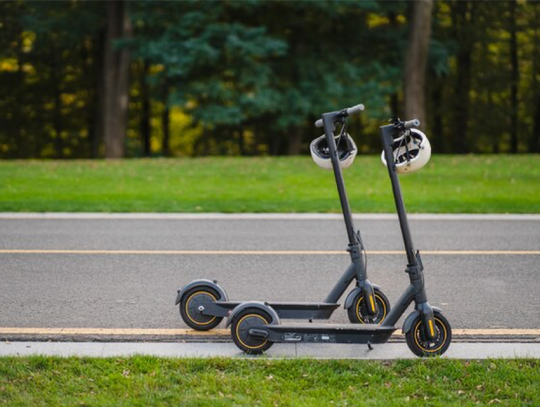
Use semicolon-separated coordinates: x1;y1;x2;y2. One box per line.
1;0;539;158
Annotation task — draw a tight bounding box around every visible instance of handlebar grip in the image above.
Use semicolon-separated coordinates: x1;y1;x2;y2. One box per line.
314;103;364;128
403;119;420;129
346;104;365;116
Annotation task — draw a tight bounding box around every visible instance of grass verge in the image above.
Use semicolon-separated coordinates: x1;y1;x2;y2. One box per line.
1;357;539;406
1;155;539;213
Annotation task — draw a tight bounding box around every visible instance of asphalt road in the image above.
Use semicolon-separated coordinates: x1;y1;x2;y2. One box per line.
1;215;539;332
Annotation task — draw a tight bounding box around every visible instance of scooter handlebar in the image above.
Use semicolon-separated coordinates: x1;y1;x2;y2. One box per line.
346;103;365;116
403;119;420;129
314;103;365;128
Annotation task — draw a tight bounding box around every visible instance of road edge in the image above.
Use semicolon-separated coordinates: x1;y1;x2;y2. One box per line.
1;213;540;220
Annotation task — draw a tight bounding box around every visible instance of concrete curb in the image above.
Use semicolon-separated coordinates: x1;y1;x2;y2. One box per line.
2;329;540;344
3;341;540;359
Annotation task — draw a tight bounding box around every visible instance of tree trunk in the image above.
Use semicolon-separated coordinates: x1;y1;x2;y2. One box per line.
140;60;151;157
52;48;63;158
237;128;245;156
88;32;103;158
488;91;499;153
388;11;400;119
404;0;433;130
287;128;303;155
532;93;540;153
450;1;475;153
453;45;472;153
161;103;170;157
530;4;540;153
431;77;444;152
102;0;131;159
509;0;519;153
390;93;400;118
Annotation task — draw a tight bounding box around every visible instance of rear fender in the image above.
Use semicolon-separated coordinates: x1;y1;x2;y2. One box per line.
226;302;280;328
175;279;228;305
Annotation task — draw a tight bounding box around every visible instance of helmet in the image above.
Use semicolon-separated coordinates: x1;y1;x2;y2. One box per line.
381;128;431;174
310;133;358;170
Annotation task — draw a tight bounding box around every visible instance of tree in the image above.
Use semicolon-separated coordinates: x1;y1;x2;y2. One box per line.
102;0;131;158
126;1;407;155
0;1;105;158
139;60;151;156
509;0;519;153
247;1;404;154
2;0;540;157
532;3;540;153
404;0;434;130
127;1;287;155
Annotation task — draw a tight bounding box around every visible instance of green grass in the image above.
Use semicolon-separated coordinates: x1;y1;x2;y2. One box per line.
0;357;539;406
0;155;539;213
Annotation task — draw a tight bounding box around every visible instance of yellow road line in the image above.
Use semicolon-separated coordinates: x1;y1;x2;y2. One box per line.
0;327;229;336
451;329;540;336
0;249;539;255
1;327;540;337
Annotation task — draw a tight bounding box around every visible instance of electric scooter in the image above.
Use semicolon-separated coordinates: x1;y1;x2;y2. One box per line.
226;105;452;357
175;104;390;332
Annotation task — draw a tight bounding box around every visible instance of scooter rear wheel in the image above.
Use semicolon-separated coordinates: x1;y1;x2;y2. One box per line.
405;311;452;357
347;288;390;325
231;308;273;355
179;286;223;331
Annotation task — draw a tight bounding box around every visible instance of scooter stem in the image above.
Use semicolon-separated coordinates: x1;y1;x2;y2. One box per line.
380;124;417;266
322;112;357;245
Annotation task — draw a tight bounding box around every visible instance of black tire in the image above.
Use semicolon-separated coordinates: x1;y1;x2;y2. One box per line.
405;311;452;357
231;308;274;355
179;286;223;331
347;288;391;324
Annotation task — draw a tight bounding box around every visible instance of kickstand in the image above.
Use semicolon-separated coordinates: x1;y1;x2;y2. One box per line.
367;341;373;351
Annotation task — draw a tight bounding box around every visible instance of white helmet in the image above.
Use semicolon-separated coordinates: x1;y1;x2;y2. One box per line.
310;133;358;170
381;129;431;174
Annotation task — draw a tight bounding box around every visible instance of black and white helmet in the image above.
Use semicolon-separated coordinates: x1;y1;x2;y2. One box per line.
381;129;431;174
310;133;358;170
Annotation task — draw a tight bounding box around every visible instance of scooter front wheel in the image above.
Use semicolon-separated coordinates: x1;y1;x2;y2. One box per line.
347;288;390;325
405;311;452;357
231;308;273;355
179;286;223;331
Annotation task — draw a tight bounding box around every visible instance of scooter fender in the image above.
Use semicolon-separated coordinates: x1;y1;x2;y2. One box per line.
226;301;280;328
344;284;381;309
402;306;442;334
175;279;228;305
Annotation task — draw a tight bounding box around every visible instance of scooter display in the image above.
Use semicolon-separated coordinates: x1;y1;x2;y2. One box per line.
225;104;452;357
175;104;390;332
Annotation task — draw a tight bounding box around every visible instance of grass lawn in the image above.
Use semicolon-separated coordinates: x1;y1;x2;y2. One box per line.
0;357;538;406
0;155;539;213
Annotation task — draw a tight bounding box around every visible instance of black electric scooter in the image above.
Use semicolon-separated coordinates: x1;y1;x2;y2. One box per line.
175;104;390;331
226;105;452;357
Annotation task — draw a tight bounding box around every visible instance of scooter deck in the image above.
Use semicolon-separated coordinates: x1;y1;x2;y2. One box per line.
205;301;340;319
250;323;397;344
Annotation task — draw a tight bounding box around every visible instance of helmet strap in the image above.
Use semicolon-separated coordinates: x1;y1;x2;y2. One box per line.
394;130;412;164
336;120;347;150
